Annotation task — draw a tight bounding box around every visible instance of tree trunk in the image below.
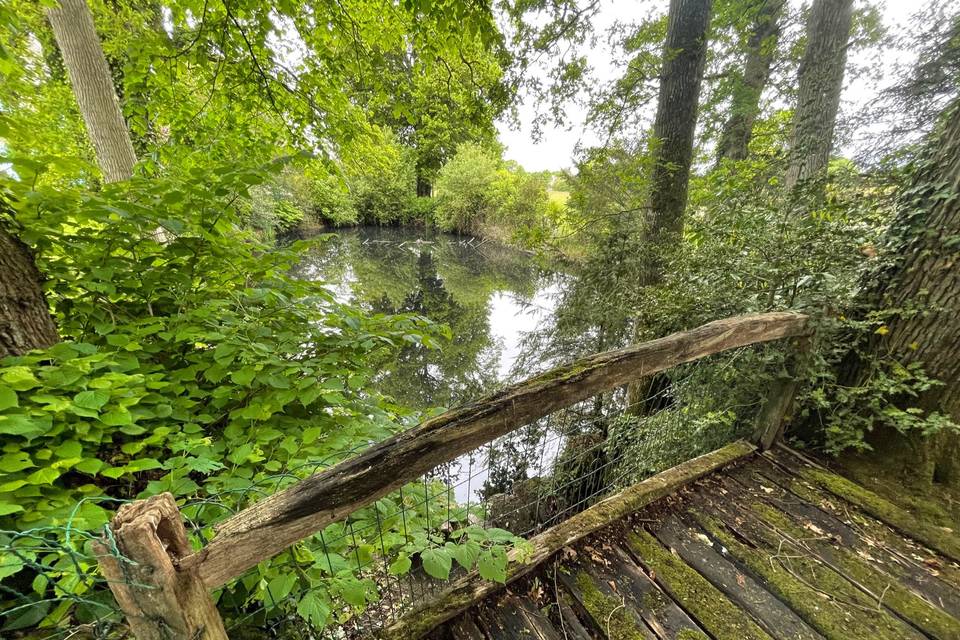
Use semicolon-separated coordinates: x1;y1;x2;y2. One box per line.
627;0;713;414
648;0;714;238
715;0;785;163
0;228;59;358
47;0;137;183
784;0;853;190
841;103;960;489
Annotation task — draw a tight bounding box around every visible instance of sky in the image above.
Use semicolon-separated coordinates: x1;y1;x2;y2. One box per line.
496;0;928;172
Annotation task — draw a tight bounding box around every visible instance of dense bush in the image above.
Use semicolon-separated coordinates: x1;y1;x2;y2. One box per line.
0;157;526;634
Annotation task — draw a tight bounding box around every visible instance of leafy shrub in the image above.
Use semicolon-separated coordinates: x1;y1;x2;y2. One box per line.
0;157;524;634
433;143;501;233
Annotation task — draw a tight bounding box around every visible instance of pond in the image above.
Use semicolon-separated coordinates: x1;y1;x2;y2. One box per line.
296;227;565;412
295;228;572;508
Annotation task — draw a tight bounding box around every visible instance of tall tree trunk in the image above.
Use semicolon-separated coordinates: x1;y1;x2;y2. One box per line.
47;0;137;183
840;103;960;490
784;0;853;190
715;0;784;163
648;0;714;239
0;228;58;358
627;0;713;415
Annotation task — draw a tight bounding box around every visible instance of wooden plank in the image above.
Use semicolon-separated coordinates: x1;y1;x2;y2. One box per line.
556;588;595;640
184;313;808;588
648;515;822;640
447;614;486;640
557;559;659;639
770;447;960;562
474;594;561;640
690;484;927;640
718;471;960;639
378;441;757;640
727;461;960;620
573;541;707;638
748;454;960;590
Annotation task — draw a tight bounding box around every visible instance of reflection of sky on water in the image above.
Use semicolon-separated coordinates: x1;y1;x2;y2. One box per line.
297;228;568;506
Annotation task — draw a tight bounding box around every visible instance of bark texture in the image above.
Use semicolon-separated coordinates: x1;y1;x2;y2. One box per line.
649;0;714;237
0;228;58;358
784;0;853;190
47;0;137;183
716;0;785;163
843;104;960;489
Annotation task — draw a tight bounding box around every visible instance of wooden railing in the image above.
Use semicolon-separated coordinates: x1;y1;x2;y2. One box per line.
94;312;810;640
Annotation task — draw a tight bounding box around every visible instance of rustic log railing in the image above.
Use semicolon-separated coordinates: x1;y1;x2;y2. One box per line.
95;312;810;640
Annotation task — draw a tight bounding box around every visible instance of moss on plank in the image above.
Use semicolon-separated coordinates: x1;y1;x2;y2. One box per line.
693;512;922;640
625;529;774;640
573;571;650;640
677;629;710;640
799;467;960;562
750;502;960;639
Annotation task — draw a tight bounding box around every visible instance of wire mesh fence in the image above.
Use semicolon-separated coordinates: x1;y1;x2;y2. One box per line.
0;340;788;639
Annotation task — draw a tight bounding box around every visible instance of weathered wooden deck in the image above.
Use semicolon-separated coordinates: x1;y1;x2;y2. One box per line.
429;447;960;640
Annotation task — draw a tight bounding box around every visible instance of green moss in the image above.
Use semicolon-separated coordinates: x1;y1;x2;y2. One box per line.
749;502;960;639
693;512;921;640
625;529;773;640
677;629;710;640
839;455;960;530
574;571;649;640
801;468;960;561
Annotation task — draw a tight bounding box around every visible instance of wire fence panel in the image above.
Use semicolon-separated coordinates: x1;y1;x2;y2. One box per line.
1;335;793;640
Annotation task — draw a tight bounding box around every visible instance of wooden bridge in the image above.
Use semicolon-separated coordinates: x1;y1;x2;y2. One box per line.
416;445;960;640
93;312;960;640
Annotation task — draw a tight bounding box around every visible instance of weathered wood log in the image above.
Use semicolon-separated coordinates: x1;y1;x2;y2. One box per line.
94;493;227;640
185;312;806;588
377;441;757;640
752;336;811;450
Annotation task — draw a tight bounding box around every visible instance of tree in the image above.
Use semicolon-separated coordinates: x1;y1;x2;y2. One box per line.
715;0;785;163
648;0;714;239
837;102;960;490
46;0;137;183
784;0;854;190
0;226;58;358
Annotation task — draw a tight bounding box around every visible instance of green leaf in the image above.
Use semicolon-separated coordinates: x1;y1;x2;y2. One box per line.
0;384;18;411
25;467;60;485
296;590;330;628
2;367;39;391
231;367;256;386
421;547;452;580
477;547;507;583
449;539;481;570
100;409;133;426
74;389;110;411
0;502;24;516
388;553;412;575
0;452;33;473
338;577;369;607
265;573;297;603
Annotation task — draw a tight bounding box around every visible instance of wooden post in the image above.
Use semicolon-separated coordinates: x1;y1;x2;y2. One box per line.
94;493;228;640
753;336;811;450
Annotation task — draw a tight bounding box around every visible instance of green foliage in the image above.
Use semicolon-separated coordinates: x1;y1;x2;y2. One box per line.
433;143;502;234
0;157;526;633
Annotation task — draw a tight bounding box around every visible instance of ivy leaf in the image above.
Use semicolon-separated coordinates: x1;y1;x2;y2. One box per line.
421;547;452;580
